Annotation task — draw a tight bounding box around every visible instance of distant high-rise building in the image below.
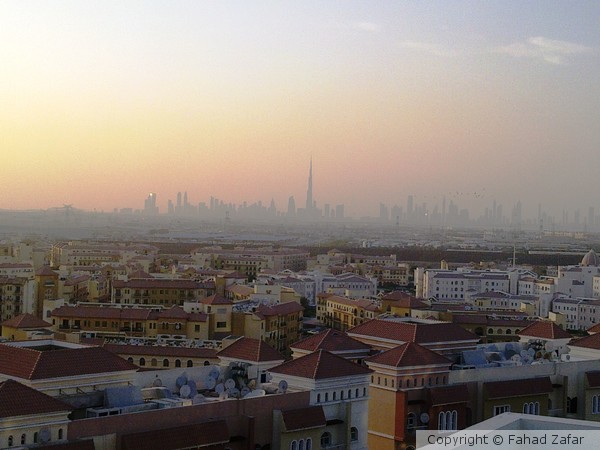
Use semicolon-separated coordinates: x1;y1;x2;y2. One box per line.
144;193;158;215
287;196;296;217
305;158;313;212
407;195;414;219
335;204;344;219
324;203;331;218
177;192;182;209
379;203;389;221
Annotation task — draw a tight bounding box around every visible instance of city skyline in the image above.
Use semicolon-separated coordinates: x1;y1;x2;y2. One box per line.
2;2;600;219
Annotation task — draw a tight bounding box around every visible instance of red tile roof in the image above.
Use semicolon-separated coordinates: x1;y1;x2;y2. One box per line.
36;266;58;277
120;420;229;450
569;333;600;350
429;384;470;406
282;406;327;431
156;306;190;319
0;344;137;380
217;337;284;363
517;321;571;340
254;302;303;318
588;323;600;334
269;349;372;380
52;305;153;321
366;342;451;368
200;294;232;305
0;379;71;418
347;319;479;344
291;329;371;353
484;376;553;399
103;344;217;359
112;279;205;289
1;313;52;329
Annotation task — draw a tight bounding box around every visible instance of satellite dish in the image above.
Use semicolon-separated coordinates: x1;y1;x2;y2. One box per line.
205;376;216;390
176;374;188;388
265;372;273;382
215;383;225;394
187;380;198;395
219;390;228;400
544;341;555;352
153;378;163;387
245;389;266;398
180;385;192;398
209;367;220;379
225;378;236;390
420;413;430;424
241;387;251;397
229;387;240;398
39;428;51;443
564;354;571;361
278;379;288;393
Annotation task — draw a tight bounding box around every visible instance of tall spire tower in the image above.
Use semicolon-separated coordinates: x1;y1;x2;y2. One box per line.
305;157;313;211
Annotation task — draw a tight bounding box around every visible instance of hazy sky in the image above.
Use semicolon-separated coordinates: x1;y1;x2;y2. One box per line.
2;1;599;219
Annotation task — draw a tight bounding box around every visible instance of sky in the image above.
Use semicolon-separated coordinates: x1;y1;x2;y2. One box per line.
2;1;600;220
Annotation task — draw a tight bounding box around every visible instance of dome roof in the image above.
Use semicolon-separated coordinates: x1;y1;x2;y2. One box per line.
581;249;600;267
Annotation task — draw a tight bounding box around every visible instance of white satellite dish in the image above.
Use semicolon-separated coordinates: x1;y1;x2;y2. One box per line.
209;367;220;379
544;341;555;352
278;379;288;393
219;390;228;400
152;378;163;387
180;385;192;398
205;376;216;390
225;378;236;390
420;413;430;424
241;387;251;397
176;374;188;388
229;387;240;398
245;389;266;398
215;383;225;394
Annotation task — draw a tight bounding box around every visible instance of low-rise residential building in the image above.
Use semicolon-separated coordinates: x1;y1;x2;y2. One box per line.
318;295;381;331
111;278;215;306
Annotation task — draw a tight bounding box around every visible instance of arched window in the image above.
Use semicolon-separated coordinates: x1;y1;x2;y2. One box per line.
333;391;337;401
451;410;457;430
488;328;494;334
523;403;530;414
306;438;312;450
34;432;38;444
356;388;359;398
320;432;332;448
58;429;64;440
506;329;512;335
363;387;366;396
290;440;297;450
21;434;26;445
348;389;351;398
151;358;157;367
175;359;181;368
139;357;145;366
351;427;359;441
438;411;446;431
204;360;210;366
162;358;169;367
187;360;193;367
8;436;13;446
298;439;305;450
317;393;321;402
127;357;133;363
341;390;344;400
325;392;329;402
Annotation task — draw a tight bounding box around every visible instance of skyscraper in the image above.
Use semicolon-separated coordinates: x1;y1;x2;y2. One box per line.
305;158;313;212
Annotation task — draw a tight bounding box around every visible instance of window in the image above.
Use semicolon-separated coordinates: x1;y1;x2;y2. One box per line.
317;393;321;402
187;360;193;367
8;436;13;446
216;321;227;328
21;434;26;445
351;427;358;441
320;432;331;448
306;438;312;450
407;412;416;429
298;439;305;450
58;429;63;440
34;432;38;444
439;410;458;431
593;395;600;414
139;357;145;366
163;359;170;367
493;405;511;416
175;359;181;368
151;358;157;367
325;393;329;402
290;440;297;450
